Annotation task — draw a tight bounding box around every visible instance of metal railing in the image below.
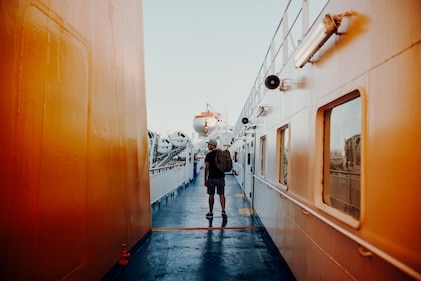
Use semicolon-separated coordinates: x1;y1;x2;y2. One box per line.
233;0;328;137
149;159;204;204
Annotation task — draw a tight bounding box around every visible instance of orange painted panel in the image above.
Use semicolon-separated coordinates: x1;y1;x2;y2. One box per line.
0;1;151;280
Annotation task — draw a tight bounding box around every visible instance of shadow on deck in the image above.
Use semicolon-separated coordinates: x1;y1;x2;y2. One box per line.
103;169;296;281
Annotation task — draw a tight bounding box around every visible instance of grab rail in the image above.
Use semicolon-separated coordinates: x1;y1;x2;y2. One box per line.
254;175;421;281
149;163;186;175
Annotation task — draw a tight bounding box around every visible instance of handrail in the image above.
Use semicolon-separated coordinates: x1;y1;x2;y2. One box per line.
149;162;185;171
149;163;186;175
149;161;195;204
254;175;421;281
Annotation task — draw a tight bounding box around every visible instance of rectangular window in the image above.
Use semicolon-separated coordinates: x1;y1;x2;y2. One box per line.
260;136;266;176
277;126;289;186
323;94;361;220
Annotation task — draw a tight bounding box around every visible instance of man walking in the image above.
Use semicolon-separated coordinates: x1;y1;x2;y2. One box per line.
204;139;227;219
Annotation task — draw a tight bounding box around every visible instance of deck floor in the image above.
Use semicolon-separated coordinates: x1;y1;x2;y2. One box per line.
105;168;296;281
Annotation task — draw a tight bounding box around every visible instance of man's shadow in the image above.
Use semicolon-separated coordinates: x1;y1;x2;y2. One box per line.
207;216;228;228
200;217;228;281
221;217;227;227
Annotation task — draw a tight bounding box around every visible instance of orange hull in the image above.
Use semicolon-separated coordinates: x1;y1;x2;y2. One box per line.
0;1;151;280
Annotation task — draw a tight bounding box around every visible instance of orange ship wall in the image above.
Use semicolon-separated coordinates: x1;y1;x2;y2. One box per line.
0;1;151;280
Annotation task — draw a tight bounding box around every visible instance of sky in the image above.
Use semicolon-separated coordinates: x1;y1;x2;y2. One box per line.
143;0;285;142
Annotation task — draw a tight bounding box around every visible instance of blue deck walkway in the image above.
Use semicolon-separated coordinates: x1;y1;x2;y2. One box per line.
105;168;296;281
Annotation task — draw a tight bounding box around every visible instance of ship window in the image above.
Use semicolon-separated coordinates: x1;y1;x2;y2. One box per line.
260;136;266;176
323;95;361;220
277;126;289;187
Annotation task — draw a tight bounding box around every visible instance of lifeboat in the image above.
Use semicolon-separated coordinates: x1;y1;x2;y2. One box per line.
169;131;191;148
330;149;344;170
193;109;220;137
157;137;173;154
177;149;189;160
192;145;200;155
148;130;156;154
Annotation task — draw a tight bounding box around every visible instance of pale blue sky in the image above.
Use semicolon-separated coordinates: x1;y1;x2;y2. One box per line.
143;0;285;141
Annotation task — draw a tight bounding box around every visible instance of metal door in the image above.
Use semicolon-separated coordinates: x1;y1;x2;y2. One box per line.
243;134;256;206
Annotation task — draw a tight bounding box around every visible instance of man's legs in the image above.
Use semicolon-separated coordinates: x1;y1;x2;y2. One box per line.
207;180;216;218
208;194;214;214
219;194;225;211
216;179;227;219
207;178;227;218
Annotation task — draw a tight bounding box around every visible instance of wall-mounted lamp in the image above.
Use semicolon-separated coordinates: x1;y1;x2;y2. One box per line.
264;75;288;92
241;117;251;125
245;125;256;131
293;12;352;68
256;105;269;118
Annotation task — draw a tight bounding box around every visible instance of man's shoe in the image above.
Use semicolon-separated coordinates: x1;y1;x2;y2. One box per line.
221;211;227;219
206;213;213;219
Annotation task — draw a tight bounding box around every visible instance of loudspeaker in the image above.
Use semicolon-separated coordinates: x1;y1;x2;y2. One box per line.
264;75;280;90
241;117;249;124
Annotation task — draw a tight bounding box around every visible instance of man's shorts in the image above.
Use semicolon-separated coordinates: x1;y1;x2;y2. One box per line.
207;177;225;195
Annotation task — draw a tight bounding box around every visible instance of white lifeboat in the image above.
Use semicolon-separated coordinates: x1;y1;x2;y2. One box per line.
157;137;173;154
330;149;344;169
147;130;156;153
192;145;200;155
193;110;220;137
169;131;190;148
178;149;188;160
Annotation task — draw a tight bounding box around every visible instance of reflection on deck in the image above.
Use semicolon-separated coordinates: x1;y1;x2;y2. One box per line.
104;168;296;281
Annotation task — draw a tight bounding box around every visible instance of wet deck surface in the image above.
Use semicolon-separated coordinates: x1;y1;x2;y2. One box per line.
106;169;296;281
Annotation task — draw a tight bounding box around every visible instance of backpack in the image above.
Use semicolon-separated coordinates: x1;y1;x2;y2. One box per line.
215;149;233;172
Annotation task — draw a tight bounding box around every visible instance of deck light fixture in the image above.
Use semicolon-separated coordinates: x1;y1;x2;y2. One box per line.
293;13;351;68
256;105;269;118
264;75;288;92
264;75;281;90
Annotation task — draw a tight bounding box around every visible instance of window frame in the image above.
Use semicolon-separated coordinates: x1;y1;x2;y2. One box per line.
276;124;290;190
259;135;266;177
314;89;366;229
